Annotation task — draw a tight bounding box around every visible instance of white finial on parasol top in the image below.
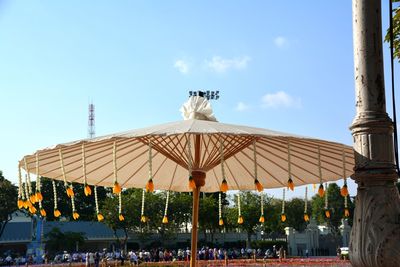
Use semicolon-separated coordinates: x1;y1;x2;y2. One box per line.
180;93;218;122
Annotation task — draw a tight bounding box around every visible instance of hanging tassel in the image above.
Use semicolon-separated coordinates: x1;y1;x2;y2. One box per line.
71;185;79;220
187;136;196;190
112;141;122;194
219;138;229;192
59;148;74;197
287;140;294;191
35;153;43;202
318;184;325;198
140;189;147;223
324;183;330;218
162;191;170;224
146;141;155;192
82;144;92;196
281;188;286;222
94;186;104;222
17;166;24;209
304;187;309;222
259;192;265;223
341;147;349;197
317;145;324;197
253;140;264;192
344;195;350;217
118;192;124;221
52;180;61;218
237;193;243;224
218;192;224;226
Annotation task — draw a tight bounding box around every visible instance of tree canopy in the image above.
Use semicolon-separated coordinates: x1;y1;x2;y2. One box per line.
0;171;18;239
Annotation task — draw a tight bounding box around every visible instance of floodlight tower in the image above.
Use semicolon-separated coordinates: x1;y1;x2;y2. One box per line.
189;90;220;100
88;103;95;139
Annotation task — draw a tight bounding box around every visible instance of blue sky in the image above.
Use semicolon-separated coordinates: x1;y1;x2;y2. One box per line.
0;1;398;199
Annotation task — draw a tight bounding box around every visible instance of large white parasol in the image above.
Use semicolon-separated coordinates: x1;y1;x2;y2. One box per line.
19;95;354;267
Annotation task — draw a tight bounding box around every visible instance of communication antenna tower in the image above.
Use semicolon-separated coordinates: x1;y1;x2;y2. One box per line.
88;103;95;139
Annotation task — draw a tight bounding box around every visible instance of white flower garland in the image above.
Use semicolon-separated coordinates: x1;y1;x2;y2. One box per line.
282;188;286;214
18;166;22;199
219;192;222;219
344;194;348;209
94;186;100;214
253;140;258;180
237;193;241;217
118;192;122;215
304;187;308;213
260;192;264;216
24;175;31;198
324;183;329;210
141;189;146;217
52;180;58;210
24;158;32;196
71;185;76;212
164;191;169;217
36;154;40;192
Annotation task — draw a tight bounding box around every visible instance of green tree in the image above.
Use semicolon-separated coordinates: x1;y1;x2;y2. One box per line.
285;198;308;232
226;192;263;246
311;183;355;235
0;171;18;239
44;227;85;256
385;0;400;60
39;178;109;221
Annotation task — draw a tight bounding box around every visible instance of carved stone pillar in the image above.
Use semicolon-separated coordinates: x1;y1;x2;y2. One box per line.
350;0;400;266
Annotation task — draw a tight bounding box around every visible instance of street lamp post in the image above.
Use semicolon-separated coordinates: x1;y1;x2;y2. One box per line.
350;0;400;266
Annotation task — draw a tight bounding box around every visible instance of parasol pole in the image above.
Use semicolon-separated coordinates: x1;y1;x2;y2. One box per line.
190;135;205;267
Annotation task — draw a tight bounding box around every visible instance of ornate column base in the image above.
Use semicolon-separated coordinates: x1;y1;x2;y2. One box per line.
350;183;400;267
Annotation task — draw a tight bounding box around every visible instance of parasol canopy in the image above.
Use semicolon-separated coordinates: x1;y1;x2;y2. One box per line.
19;96;354;192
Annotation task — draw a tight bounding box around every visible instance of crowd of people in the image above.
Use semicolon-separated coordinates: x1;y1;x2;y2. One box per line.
0;246;287;266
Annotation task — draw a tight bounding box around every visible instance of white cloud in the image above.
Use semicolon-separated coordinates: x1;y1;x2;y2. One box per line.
174;59;189;74
206;56;250;73
236;102;250;111
274;36;289;48
261;91;301;108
